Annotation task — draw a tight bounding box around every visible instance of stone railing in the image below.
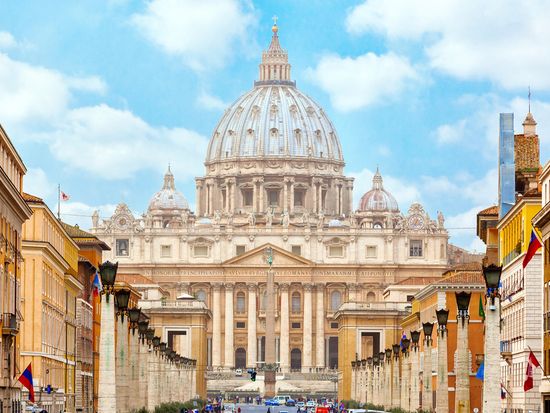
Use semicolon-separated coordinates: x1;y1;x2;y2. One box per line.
139;299;207;310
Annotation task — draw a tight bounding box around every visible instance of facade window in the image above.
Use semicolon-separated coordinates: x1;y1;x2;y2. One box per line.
406;295;414;302
115;239;129;256
291;292;301;314
196;290;206;302
193;245;209;257
291;322;301;329
291;245;302;256
330;322;339;329
409;240;423;257
236;292;246;314
294;189;305;207
242;189;253;207
161;245;171;257
366;292;376;303
330;291;342;311
366;246;377;258
236;245;246;256
268;190;279;207
328;245;344;257
373;222;383;229
321;189;327;210
236;321;246;329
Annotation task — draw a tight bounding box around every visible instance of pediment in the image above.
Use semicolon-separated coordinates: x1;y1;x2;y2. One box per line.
223;243;313;267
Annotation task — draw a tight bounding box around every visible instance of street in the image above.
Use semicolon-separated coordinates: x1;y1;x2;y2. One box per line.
233;405;299;413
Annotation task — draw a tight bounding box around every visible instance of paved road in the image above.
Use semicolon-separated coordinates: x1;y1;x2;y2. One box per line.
235;405;299;413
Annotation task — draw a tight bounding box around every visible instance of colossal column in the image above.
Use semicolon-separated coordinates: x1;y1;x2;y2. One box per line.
455;292;471;413
247;284;257;367
316;284;325;368
224;284;235;369
212;284;222;367
253;178;258;213
303;283;313;372
280;284;290;372
289;179;295;214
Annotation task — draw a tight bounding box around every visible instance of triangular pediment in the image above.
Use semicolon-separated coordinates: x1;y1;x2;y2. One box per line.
223;243;313;267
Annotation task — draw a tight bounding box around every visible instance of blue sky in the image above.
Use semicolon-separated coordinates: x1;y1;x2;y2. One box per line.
1;0;550;251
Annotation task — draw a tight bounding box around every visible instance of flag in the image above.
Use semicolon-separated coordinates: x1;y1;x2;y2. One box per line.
475;360;484;381
18;363;34;402
399;331;407;349
92;271;103;297
60;191;70;201
523;229;542;268
524;350;541;391
478;295;485;321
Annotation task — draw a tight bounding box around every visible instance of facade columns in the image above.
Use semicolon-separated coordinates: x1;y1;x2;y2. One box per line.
289;180;295;214
392;353;400;408
224;284;235;369
401;353;410;411
128;327;139;411
258;178;264;212
146;348;158;411
247;284;257;367
455;310;471;413
303;283;313;372
437;327;449;413
283;177;289;212
253;178;258;213
280;284;290;372
196;181;203;216
229;178;236;213
385;357;392;411
423;340;433;412
312;180;317;214
138;339;148;410
98;298;117;413
316;283;325;368
212;284;222;367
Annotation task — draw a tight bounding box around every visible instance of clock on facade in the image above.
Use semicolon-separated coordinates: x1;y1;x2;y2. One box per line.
407;214;425;230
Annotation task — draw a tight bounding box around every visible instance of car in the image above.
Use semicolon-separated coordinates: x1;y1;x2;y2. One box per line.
296;402;306;408
285;399;296;407
306;401;316;408
235;368;243;377
265;399;280;406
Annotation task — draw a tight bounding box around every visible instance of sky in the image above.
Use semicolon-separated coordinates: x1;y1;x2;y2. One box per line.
1;0;550;252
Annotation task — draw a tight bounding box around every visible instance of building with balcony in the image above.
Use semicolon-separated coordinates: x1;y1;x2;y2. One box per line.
0;125;32;412
20;194;83;412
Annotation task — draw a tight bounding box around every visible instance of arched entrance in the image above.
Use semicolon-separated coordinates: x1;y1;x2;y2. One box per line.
235;348;246;368
290;348;302;370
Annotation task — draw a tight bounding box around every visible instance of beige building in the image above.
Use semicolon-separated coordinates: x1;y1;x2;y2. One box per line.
21;194;83;412
91;24;449;394
0;125;32;412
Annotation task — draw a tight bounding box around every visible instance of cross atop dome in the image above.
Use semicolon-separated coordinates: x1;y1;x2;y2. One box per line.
257;17;294;86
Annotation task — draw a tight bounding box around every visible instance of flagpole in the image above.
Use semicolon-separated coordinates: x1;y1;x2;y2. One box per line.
57;184;61;220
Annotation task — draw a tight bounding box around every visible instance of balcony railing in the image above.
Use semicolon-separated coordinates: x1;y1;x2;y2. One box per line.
139;299;208;310
2;313;19;335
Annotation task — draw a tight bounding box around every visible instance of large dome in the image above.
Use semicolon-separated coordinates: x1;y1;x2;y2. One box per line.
205;24;343;164
206;85;343;163
148;167;189;212
358;169;399;212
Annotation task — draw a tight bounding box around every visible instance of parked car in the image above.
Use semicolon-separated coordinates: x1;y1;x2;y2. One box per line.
285;399;296;407
265;399;280;406
296;401;306;410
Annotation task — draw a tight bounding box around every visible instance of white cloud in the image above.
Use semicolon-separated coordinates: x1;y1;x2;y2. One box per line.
350;168;421;210
131;0;257;71
434;119;466;145
0;32;17;49
66;75;107;95
41;104;208;180
307;52;418;111
346;0;550;90
197;90;228;111
445;205;487;253
24;168;57;199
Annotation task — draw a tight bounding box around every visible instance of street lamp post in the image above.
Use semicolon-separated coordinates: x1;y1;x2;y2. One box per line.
482;265;502;413
366;357;373;404
385;348;392;411
436;308;449;413
392;344;400;408
422;322;434;412
372;354;380;407
127;307;141;411
97;261;118;413
115;288;131;412
455;292;472;413
410;330;421;411
400;338;410;412
378;352;385;407
137;318;149;410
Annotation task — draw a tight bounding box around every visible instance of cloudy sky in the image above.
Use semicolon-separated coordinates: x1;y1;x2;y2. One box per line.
1;0;549;251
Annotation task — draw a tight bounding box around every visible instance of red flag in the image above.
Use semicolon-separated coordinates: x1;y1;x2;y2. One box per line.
523;229;542;268
61;191;70;201
524;350;541;391
17;363;34;402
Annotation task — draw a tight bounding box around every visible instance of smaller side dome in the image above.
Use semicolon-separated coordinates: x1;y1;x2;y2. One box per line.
358;168;399;212
148;166;189;212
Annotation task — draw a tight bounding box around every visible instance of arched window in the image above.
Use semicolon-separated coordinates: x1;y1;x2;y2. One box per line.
373;222;383;229
331;290;342;311
291;292;301;314
235;348;246;368
236;292;246;314
366;292;376;303
196;290;206;302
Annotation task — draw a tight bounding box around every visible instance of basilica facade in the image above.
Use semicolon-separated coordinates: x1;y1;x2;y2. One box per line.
91;24;448;381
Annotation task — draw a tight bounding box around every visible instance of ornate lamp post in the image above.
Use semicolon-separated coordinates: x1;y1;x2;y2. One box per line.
482;265;502;413
391;344;400;408
422;322;434;412
366;357;373;404
435;309;449;413
136;317;149;410
384;348;392;411
373;353;380;406
455;292;471;413
410;330;421;411
114;288;132;412
97;261;118;413
400;338;411;411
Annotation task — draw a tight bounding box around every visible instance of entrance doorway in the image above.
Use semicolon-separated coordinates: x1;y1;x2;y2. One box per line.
291;348;302;370
235;348;246;368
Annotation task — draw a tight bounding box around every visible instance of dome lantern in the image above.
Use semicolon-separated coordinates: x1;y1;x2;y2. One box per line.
358;168;399;212
148;166;189;213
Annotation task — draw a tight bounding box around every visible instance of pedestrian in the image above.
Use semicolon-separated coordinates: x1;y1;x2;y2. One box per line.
238;407;241;413
267;408;271;413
